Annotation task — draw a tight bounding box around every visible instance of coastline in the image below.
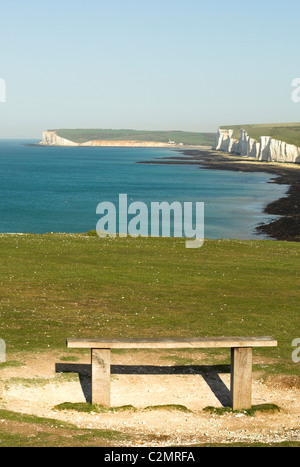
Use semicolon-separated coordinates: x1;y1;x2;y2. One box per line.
37;140;213;150
138;148;300;242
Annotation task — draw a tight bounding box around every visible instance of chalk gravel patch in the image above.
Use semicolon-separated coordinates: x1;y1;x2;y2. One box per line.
0;352;299;446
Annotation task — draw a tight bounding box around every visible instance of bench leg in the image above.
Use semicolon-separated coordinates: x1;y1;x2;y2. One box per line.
230;347;252;410
91;348;111;407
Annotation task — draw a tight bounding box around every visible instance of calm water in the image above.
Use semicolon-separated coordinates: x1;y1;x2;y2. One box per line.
0;140;288;239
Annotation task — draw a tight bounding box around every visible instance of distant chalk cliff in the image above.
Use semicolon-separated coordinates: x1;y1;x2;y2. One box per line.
40;130;175;148
213;128;300;163
41;131;79;146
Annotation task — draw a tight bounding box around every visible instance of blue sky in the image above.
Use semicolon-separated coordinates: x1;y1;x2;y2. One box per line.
0;0;299;138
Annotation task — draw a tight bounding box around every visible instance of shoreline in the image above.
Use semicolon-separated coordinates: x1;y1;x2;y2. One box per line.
138;148;300;242
35;142;213;150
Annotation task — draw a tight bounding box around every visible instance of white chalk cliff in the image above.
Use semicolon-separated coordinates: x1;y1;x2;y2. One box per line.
40;130;174;148
213;128;300;164
40;131;79;146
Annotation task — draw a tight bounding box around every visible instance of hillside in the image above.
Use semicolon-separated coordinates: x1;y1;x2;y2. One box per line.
220;123;300;147
52;129;216;146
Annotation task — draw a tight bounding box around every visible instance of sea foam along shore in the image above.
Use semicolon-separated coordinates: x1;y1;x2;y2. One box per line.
138;148;300;242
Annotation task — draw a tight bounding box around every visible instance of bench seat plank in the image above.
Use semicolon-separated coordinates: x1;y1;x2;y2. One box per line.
67;336;277;349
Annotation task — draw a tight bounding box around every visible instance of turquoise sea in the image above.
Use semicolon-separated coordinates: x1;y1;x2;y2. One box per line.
0;140;288;239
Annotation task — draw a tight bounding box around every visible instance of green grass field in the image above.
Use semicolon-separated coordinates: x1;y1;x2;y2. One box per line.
53;129;216;146
220;123;300;147
0;233;299;377
0;409;127;447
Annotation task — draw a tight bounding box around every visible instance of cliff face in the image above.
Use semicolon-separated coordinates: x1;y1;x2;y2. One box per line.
40;131;79;146
213;129;300;163
80;140;173;147
40;131;174;148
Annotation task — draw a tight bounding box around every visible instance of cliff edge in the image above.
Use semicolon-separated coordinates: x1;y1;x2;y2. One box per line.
213;128;300;164
40;129;216;147
40;130;177;148
40;131;79;146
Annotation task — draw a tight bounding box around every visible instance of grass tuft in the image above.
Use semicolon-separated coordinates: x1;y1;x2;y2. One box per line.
53;402;137;413
143;404;192;413
203;404;281;416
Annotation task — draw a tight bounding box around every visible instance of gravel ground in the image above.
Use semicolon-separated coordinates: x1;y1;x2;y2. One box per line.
0;351;299;446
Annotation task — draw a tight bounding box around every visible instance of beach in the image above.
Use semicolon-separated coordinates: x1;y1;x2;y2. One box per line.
139;149;300;242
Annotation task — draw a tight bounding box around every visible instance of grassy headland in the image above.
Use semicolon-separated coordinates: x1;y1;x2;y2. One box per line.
220;123;300;147
53;129;216;146
0;234;299;378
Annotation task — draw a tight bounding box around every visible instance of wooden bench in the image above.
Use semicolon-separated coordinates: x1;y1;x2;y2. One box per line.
66;336;277;411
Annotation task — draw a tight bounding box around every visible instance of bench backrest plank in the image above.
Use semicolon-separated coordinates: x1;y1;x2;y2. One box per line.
67;336;277;349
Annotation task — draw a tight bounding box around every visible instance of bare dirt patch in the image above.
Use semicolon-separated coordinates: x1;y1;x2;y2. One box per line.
265;375;300;390
0;351;299;446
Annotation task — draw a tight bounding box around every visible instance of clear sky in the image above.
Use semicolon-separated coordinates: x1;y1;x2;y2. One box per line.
0;0;299;138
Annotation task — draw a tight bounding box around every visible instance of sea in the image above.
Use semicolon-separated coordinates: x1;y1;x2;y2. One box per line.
0;140;289;239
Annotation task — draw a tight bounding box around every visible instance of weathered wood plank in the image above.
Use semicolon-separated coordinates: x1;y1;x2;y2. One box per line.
67;336;277;349
91;349;111;407
230;347;253;410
